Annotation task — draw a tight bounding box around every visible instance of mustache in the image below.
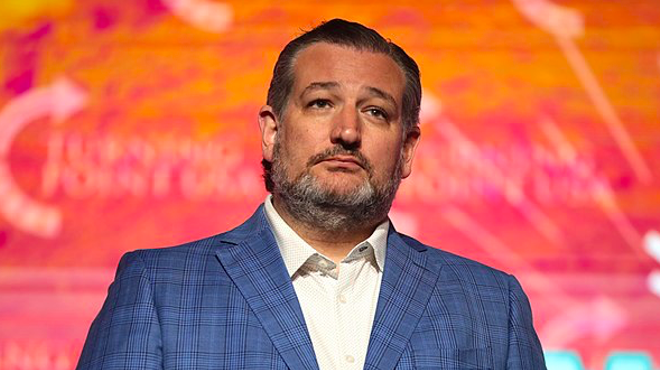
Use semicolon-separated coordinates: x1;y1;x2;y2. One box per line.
306;146;373;173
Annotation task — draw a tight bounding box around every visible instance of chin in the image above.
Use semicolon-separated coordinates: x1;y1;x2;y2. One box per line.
315;176;367;193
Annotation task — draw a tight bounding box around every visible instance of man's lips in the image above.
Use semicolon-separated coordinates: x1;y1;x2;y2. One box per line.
318;156;364;169
306;147;372;173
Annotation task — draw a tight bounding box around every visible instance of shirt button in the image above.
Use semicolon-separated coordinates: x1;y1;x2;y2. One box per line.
318;259;328;269
345;355;355;363
338;294;347;304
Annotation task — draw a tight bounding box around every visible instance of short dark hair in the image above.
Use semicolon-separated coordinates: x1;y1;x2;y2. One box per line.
263;19;422;192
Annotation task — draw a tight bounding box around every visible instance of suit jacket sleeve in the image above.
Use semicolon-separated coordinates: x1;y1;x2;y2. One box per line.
76;251;163;370
506;275;546;370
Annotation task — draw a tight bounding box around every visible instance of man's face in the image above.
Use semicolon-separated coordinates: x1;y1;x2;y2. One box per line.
260;42;420;228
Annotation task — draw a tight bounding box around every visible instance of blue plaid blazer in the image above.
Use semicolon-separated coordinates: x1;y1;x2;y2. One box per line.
77;205;546;369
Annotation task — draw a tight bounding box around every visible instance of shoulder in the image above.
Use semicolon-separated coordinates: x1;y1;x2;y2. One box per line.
396;232;515;291
126;234;219;265
107;234;223;290
122;204;270;271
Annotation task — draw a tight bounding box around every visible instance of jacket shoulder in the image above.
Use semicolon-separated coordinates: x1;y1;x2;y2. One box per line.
398;233;513;288
132;231;215;260
127;204;269;268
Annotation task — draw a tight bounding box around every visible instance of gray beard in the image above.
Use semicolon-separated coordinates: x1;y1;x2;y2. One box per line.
270;142;402;232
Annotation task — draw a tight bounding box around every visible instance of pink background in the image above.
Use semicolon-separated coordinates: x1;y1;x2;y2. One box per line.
1;0;659;369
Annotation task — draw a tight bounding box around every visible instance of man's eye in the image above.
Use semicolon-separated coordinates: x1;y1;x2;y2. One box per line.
367;108;388;120
308;99;331;109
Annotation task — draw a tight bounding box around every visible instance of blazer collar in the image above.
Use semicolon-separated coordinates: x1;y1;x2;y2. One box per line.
363;227;442;370
214;205;319;370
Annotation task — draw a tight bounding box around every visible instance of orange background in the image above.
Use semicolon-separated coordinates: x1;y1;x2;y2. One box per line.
1;0;659;369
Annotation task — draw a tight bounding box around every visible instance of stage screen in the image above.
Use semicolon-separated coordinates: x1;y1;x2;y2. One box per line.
1;0;659;369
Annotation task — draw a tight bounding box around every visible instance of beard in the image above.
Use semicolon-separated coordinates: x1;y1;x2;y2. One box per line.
270;140;403;232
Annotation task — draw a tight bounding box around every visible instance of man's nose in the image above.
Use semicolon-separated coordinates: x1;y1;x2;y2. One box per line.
330;108;361;148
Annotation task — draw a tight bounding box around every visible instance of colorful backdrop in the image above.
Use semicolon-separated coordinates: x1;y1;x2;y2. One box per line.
1;0;659;369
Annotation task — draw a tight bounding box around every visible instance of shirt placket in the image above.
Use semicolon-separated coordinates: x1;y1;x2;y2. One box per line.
335;258;362;369
305;256;340;370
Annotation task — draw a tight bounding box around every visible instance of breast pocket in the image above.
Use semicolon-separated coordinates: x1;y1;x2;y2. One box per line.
411;347;493;370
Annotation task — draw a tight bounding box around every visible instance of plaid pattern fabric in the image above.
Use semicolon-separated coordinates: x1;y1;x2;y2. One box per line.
77;205;546;370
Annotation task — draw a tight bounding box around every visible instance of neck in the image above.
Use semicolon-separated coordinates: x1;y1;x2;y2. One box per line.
272;195;383;264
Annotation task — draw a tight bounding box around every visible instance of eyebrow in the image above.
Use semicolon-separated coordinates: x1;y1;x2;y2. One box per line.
299;82;340;99
365;86;397;108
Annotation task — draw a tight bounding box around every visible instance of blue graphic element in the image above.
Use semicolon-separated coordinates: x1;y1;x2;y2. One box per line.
545;350;586;370
605;352;654;370
545;350;657;370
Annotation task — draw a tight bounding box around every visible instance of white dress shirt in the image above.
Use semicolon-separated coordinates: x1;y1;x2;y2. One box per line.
263;195;389;370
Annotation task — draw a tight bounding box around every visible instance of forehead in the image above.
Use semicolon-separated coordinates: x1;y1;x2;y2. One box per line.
291;42;405;101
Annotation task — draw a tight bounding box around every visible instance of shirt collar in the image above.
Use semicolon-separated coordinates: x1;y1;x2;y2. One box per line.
263;194;389;277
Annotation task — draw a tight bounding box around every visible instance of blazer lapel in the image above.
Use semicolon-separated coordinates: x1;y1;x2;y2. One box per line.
363;230;442;370
214;207;319;370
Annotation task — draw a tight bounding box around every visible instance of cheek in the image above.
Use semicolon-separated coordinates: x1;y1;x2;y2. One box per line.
278;134;317;170
369;138;403;165
365;152;400;182
284;126;330;158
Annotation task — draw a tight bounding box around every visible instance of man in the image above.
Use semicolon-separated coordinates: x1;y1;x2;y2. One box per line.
77;19;546;369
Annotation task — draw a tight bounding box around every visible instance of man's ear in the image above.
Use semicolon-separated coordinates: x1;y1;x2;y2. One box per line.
259;105;279;162
400;126;421;179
